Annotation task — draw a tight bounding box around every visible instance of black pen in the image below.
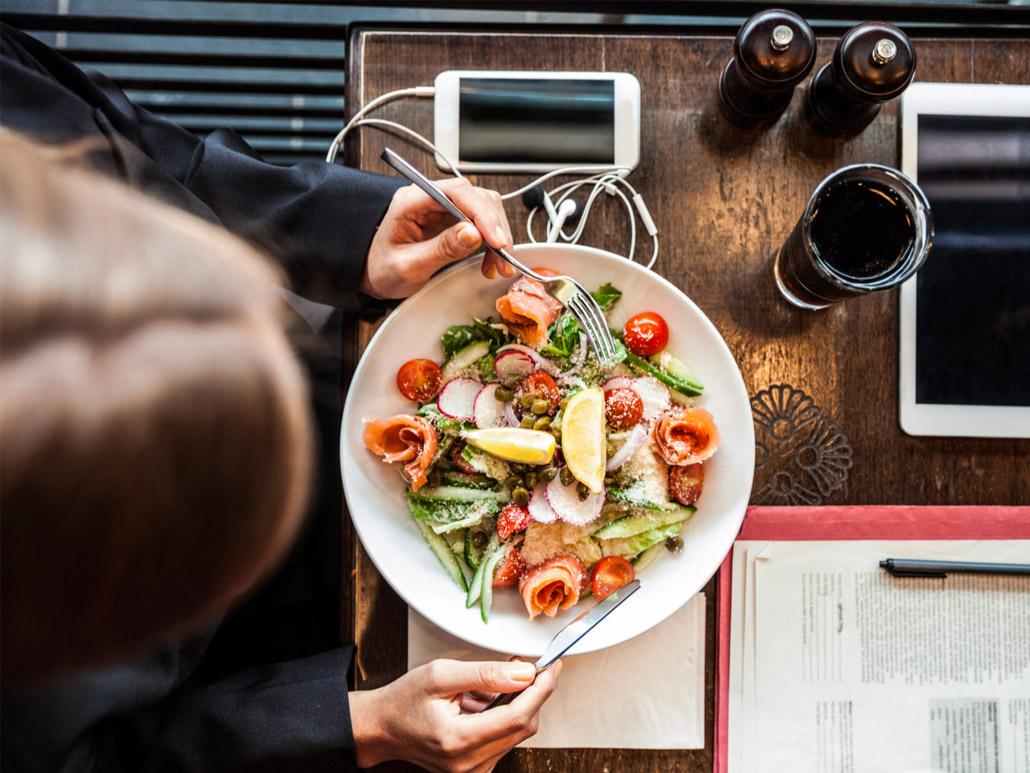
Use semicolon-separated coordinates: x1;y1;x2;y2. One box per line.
880;558;1030;578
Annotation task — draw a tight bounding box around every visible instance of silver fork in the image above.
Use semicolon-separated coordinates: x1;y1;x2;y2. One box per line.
380;148;619;366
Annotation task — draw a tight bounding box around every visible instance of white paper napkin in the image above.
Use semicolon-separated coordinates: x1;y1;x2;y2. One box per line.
407;592;706;749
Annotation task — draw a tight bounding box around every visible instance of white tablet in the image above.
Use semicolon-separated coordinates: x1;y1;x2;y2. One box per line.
433;70;640;174
899;83;1030;438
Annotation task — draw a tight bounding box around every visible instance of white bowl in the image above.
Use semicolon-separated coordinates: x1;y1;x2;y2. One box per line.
341;243;754;656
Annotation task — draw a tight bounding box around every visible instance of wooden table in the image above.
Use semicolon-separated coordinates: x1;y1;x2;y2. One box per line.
341;26;1029;772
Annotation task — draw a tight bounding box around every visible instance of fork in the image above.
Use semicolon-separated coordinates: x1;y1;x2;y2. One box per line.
379;148;619;365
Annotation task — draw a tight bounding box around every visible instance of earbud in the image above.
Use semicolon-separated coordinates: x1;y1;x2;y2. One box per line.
522;185;582;243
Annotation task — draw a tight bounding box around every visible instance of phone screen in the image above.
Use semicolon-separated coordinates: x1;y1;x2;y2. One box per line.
914;114;1030;407
458;77;615;164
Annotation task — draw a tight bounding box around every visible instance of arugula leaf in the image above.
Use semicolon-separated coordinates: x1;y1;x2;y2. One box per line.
440;317;511;359
591;282;623;313
540;313;582;359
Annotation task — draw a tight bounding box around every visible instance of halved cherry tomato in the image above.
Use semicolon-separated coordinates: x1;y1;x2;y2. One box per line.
669;463;704;505
492;546;527;588
396;358;442;403
623;312;669;357
497;503;532;541
605;387;644;430
589;555;635;600
514;371;560;417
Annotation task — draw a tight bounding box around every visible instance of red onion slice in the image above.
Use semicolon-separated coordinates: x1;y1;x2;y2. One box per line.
605;423;648;471
503;400;519;428
602;376;634;394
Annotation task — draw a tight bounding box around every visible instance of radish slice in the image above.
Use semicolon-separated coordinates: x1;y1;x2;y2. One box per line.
632;376;672;422
605;423;649;471
503;401;519;428
496;344;560;377
545;476;605;526
473;383;507;429
437;378;481;421
493;350;534;381
602;376;634;394
528;481;557;524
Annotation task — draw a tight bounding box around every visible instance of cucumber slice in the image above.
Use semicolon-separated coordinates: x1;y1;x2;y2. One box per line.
592;504;695;539
650;351;701;388
410;498;499;529
466;533;500;608
430;502;494;534
479;543;510;623
408;485;500;503
601;521;683;557
632;541;666;572
441;341;491;382
439;470;498;490
464;519;496;570
606;488;677;512
415;518;467;591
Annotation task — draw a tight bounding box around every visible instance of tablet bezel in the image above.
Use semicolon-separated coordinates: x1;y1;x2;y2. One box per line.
899;82;1030;438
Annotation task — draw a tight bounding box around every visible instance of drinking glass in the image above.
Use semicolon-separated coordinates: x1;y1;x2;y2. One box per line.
773;163;933;309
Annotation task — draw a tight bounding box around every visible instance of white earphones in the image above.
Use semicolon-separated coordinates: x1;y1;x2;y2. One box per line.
521;185;583;243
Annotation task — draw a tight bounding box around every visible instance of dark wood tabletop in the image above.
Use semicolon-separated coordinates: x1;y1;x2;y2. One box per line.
340;26;1029;773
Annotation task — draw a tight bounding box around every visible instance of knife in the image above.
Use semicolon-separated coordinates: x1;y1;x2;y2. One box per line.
483;579;641;710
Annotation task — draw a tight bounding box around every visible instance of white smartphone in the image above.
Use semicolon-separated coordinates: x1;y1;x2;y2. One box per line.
433;70;641;174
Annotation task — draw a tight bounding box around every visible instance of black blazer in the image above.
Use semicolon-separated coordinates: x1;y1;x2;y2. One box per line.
1;24;405;772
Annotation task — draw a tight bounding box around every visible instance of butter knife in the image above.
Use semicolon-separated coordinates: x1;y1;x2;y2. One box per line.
483;579;641;710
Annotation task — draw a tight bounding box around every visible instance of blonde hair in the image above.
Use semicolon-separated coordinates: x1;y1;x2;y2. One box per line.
0;130;314;685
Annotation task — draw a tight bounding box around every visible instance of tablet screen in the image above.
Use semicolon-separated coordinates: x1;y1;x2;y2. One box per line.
915;114;1030;407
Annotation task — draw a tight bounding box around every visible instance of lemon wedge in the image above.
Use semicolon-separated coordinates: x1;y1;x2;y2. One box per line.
462;427;556;465
561;387;606;493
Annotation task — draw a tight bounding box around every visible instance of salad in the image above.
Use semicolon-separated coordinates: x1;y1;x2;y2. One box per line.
362;269;720;623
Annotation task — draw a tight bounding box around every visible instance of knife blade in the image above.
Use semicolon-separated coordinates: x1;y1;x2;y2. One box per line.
483;579;641;710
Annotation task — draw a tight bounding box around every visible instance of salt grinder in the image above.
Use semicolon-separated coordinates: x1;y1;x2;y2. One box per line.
718;9;816;127
806;22;916;136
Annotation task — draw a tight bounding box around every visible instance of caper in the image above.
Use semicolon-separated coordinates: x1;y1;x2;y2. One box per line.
525;470;539;489
606;441;617;457
666;535;684;553
495;386;514;402
577;482;591;501
533;416;552;431
604;475;615;487
540;466;558;483
551;427;562;440
520;415;536;429
429;468;442;487
512;486;530;506
521;393;537;409
558;396;570;411
531;398;550;416
560;466;576;486
472;531;488;549
510;463;527;473
504;475;522;489
615;470;633;489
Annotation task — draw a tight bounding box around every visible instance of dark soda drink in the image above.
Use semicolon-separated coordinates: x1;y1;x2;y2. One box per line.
774;164;932;309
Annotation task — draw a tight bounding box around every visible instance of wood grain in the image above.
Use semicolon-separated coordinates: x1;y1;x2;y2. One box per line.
342;28;1029;772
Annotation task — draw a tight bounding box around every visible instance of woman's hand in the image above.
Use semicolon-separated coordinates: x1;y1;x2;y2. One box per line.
361;178;517;300
350;658;562;772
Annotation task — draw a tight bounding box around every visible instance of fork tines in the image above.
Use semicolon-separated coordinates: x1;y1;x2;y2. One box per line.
566;289;619;366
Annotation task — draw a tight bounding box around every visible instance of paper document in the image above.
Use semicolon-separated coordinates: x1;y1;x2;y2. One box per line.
728;540;1030;773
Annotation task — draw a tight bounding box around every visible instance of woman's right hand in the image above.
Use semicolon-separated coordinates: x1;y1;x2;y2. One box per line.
350;658;562;772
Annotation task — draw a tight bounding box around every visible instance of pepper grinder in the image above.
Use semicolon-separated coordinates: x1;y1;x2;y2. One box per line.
718;9;816;127
806;22;916;136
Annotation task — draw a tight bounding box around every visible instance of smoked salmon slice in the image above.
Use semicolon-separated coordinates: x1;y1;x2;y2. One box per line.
362;415;438;491
495;268;563;349
651;407;720;466
518;554;588;620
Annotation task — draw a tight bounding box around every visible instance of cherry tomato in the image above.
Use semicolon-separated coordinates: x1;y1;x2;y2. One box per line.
669;463;704;506
396;358;443;403
515;372;560;416
589;556;635;600
605;387;644;430
623;312;669;357
492;546;527;588
497;503;532;541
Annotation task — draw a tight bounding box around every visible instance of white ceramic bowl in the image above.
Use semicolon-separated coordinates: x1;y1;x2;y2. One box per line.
341;243;754;656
